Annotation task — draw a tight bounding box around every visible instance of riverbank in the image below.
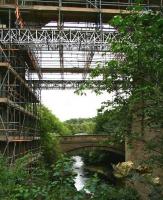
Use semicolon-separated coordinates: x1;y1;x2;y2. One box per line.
84;165;116;183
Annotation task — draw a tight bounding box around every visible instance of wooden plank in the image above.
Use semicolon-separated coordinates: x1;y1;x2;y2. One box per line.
0;97;38;119
0;135;40;141
0;4;130;14
0;129;17;131
0;62;39;102
0;62;8;68
30;67;92;73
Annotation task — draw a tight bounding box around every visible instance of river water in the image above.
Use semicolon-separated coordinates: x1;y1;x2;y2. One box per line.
72;156;88;191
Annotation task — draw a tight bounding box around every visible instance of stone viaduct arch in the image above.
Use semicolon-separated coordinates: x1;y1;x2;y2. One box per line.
59;135;125;157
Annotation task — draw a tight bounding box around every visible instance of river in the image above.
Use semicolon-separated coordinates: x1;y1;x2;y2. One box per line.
72;156;89;191
72;155;115;191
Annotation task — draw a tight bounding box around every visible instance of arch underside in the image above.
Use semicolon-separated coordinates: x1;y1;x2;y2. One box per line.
60;144;124;157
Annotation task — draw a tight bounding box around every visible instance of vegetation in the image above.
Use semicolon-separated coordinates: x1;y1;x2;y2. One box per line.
85;174;139;200
39;105;70;136
0;105;138;200
82;150;123;167
94;106;128;143
64;118;95;135
0;154;140;200
77;4;163;198
1;2;163;200
39;105;70;165
40;132;61;165
78;7;163;166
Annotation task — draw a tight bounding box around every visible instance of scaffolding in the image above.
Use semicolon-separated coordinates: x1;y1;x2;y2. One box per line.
0;0;162;159
0;1;162;9
0;22;117;89
0;41;41;161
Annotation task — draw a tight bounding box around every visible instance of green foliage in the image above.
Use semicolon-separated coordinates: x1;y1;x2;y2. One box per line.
83;150;109;165
76;7;163;197
39;105;70;136
0;154;140;200
82;149;123;167
64;118;95;135
95;105;131;142
77;9;163;166
0;154;86;200
85;174;140;200
41;132;61;165
38;105;70;165
49;155;87;200
149;186;163;200
2;5;161;200
0;153;49;200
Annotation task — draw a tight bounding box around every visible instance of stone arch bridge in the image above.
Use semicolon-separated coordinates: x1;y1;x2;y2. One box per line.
58;135;125;157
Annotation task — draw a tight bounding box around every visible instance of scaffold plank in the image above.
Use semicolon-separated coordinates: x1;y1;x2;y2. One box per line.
0;62;39;102
0;135;40;142
0;97;38;118
30;67;92;73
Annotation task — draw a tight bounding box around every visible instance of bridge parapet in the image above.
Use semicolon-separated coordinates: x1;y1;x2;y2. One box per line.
58;135;125;156
59;134;111;143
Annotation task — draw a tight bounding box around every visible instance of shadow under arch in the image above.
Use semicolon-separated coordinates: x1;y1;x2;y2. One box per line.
65;145;124;156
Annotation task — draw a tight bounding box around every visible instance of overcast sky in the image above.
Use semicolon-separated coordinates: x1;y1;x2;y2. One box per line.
41;90;110;121
38;22;114;121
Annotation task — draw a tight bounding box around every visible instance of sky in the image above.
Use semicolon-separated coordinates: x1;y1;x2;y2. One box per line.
40;22;114;121
41;90;111;121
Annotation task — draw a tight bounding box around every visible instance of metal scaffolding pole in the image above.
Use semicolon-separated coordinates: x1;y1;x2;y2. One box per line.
0;0;161;160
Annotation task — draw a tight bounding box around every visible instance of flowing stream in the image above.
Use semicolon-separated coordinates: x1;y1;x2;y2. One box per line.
72;156;88;191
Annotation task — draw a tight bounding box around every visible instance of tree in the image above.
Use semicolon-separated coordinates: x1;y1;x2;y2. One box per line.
64;118;95;134
94;105;129;142
38;105;70;165
79;8;163;162
39;105;70;135
77;7;163;198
